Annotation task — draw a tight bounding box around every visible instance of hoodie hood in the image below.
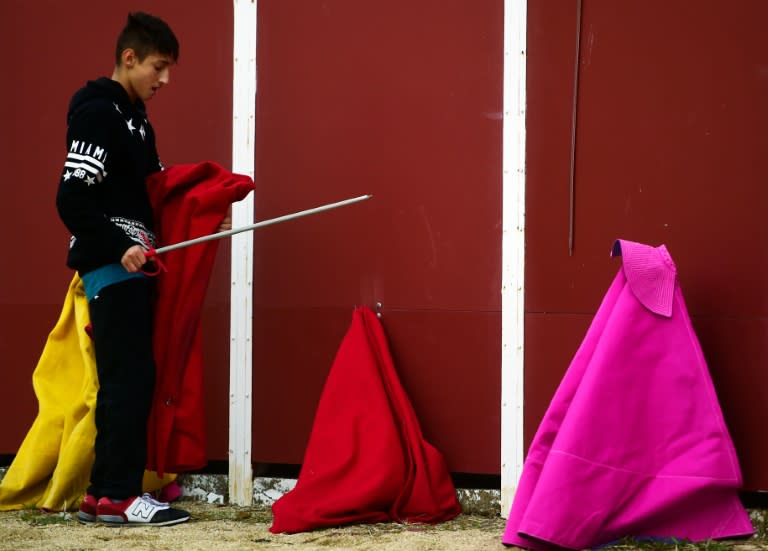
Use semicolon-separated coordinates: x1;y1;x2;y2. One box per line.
67;77;147;125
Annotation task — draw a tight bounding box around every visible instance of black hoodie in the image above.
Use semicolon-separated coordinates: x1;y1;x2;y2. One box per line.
56;77;161;275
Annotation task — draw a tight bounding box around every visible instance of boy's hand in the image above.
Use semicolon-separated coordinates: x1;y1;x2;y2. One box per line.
122;244;148;273
217;206;233;232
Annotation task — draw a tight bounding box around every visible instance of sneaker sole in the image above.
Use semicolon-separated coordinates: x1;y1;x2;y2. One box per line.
98;515;191;527
77;512;98;524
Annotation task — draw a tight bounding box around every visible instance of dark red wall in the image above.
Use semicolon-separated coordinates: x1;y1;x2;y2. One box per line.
525;0;768;489
1;0;505;476
0;1;234;460
252;0;504;474
8;0;763;488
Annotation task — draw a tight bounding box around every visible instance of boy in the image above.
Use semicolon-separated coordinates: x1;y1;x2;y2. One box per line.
56;12;204;526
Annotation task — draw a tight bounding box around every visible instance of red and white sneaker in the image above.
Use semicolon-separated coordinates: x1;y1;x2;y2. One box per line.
77;493;98;524
97;493;190;526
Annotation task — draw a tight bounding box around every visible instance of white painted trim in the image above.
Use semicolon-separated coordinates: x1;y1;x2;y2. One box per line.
229;0;256;506
500;0;527;518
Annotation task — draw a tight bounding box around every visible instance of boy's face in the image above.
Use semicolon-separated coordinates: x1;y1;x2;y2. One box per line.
120;49;174;102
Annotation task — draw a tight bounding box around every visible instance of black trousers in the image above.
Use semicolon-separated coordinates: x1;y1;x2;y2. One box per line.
87;278;155;499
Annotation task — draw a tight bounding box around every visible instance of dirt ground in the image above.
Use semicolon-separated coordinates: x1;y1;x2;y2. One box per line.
0;501;508;551
1;501;766;551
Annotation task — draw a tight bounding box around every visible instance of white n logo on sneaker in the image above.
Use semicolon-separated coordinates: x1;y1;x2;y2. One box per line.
129;500;159;520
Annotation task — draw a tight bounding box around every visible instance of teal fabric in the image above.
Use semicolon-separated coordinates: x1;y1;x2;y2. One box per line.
80;263;148;302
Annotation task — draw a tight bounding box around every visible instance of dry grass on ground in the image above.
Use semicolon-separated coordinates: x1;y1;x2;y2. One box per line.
0;500;507;551
0;501;766;551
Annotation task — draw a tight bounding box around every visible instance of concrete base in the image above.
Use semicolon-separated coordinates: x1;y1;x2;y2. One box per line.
176;474;501;516
0;466;500;516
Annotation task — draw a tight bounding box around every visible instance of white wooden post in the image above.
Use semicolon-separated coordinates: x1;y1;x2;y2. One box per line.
229;0;257;506
500;0;527;518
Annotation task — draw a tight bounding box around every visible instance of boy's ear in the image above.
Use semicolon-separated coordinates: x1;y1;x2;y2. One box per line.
120;48;138;68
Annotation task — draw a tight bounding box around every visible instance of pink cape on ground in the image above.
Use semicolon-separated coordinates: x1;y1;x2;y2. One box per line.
502;239;754;549
270;306;461;534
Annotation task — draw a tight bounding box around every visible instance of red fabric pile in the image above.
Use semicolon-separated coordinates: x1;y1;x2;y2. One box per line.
144;161;255;475
270;306;461;533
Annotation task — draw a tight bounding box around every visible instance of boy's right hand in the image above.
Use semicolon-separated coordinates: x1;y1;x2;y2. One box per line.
122;245;148;273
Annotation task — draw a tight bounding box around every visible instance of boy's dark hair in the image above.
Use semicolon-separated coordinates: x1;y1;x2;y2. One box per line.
115;12;179;65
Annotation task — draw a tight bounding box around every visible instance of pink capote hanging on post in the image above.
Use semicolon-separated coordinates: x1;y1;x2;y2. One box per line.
270;306;461;534
502;239;754;549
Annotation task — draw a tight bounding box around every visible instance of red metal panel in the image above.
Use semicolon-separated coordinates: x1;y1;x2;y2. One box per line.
526;1;768;488
523;314;592;446
384;311;501;474
252;308;351;463
253;308;501;473
692;316;768;488
0;1;233;459
253;0;503;473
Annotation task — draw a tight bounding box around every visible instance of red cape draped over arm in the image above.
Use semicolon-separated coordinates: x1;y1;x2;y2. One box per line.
144;161;255;476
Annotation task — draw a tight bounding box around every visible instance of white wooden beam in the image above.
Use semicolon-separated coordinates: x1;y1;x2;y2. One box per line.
500;0;527;519
229;0;256;506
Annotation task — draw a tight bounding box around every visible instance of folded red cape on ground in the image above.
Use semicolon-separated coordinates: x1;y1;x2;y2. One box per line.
144;162;255;475
270;306;461;534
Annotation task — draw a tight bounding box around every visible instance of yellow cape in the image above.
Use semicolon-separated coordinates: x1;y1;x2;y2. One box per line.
0;274;173;511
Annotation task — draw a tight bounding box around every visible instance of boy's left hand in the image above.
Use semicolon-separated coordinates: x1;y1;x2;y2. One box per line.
217;206;232;232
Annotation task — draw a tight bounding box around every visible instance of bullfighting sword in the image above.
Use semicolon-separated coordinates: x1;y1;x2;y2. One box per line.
145;194;372;259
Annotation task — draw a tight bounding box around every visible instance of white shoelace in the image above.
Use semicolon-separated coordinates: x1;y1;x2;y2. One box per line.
139;493;170;509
